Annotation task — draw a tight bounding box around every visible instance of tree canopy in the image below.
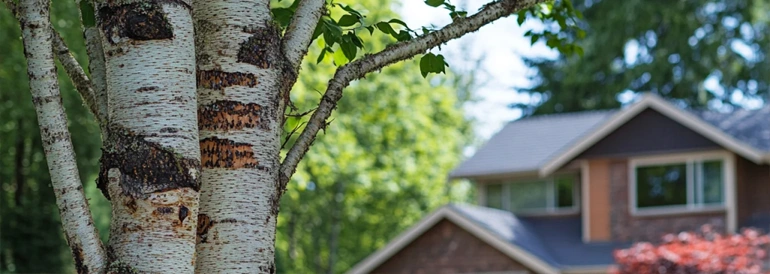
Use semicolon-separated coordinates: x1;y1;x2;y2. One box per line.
520;0;770;115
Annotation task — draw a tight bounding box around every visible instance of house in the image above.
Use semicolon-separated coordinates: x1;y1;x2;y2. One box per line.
348;93;770;274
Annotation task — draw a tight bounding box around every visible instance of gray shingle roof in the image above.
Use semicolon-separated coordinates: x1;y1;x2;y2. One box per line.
450;110;616;178
692;106;770;151
450;204;629;268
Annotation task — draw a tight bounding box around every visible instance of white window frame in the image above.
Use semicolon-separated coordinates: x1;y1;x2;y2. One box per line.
629;150;736;232
484;175;580;215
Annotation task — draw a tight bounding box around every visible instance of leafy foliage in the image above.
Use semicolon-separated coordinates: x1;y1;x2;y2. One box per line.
521;0;770;115
273;1;473;273
612;225;770;274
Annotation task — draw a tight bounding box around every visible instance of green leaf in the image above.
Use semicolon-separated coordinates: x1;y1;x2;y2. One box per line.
272;8;294;28
389;19;409;29
316;47;328;64
419;53;448;78
575;45;584;57
338;5;364;19
425;0;444;7
350;33;364;48
530;34;540;45
341;35;358;61
79;1;96;27
338;15;359;27
394;30;411;41
312;20;325;40
517;10;527;25
376;22;395;35
366;26;375;35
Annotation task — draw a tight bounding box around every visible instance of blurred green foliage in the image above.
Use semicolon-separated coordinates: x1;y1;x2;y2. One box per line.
274;0;474;273
0;1;111;273
521;0;770;115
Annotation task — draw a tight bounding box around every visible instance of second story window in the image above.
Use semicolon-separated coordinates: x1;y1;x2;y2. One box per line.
484;175;578;214
631;153;727;214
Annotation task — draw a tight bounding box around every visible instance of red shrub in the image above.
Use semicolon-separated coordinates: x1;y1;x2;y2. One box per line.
611;225;770;274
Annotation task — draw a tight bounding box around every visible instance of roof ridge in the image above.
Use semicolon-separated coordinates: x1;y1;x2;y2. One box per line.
512;109;617;123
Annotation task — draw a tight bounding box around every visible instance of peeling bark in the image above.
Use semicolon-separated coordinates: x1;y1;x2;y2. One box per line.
193;0;286;272
95;0;201;272
17;0;106;273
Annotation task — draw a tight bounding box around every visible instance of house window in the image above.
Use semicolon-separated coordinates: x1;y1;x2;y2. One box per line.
633;157;725;211
484;175;577;214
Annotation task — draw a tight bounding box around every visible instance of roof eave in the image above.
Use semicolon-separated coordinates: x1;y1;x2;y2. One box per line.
539;93;765;177
346;205;560;274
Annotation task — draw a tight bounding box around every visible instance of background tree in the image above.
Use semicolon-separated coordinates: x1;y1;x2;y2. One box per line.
274;1;474;272
519;0;770;115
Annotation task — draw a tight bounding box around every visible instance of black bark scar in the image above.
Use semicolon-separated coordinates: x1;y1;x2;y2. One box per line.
98;126;201;200
98;2;178;43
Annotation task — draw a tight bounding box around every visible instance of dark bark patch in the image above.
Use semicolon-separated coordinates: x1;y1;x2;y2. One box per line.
198;100;268;131
159;127;178;133
71;245;88;274
98;126;201;200
98;2;177;44
200;137;260;169
179;205;189;223
31;95;60;106
124;198;137;214
196;214;212;244
156;207;174;214
135;86;158;92
237;24;281;69
196;70;258;91
259;262;276;274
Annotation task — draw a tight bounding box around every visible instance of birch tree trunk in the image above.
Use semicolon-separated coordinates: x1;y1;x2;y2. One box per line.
17;0;106;272
193;0;287;272
93;0;201;272
6;0;548;272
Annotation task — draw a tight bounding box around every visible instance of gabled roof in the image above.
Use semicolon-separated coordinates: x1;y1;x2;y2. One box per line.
347;204;626;274
451;93;770;179
450;110;615;179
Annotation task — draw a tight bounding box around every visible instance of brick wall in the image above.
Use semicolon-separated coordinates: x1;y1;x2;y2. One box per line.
371;219;532;274
608;159;726;243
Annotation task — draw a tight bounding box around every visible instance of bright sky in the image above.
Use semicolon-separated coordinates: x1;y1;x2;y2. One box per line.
398;0;558;141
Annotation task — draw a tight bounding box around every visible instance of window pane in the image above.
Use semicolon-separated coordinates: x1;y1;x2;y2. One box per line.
701;160;724;204
486;184;503;209
555;176;575;208
636;164;687;208
510;181;547;211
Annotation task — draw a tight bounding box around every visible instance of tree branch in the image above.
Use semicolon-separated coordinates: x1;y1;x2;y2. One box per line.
281;0;326;70
14;0;106;273
52;31;107;128
3;0;107;130
279;0;543;188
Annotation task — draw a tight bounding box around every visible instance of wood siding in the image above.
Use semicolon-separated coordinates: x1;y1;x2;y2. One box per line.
580;109;720;158
371;219;533;274
736;156;770;229
587;160;611;241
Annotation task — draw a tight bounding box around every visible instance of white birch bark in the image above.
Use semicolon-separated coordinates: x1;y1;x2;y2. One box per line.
17;0;106;273
193;0;286;272
94;0;201;272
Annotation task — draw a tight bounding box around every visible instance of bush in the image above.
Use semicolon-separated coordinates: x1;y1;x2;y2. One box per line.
611;225;770;274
